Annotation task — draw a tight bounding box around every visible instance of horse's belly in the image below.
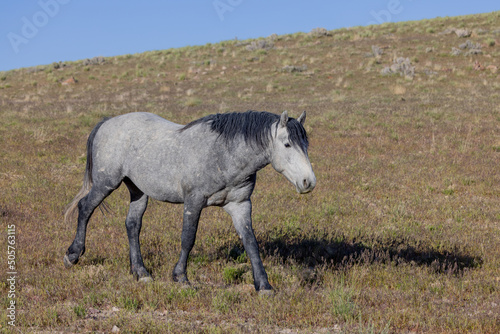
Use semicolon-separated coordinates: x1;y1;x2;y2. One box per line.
127;171;184;203
144;182;184;203
152;191;184;204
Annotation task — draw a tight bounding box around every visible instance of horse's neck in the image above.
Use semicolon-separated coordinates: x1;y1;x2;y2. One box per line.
225;141;271;176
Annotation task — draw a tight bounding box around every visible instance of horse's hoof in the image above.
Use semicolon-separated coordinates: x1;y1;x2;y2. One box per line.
258;289;274;297
138;276;153;283
63;254;76;269
172;273;189;284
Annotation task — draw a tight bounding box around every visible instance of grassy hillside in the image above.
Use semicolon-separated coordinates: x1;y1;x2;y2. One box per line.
1;11;499;333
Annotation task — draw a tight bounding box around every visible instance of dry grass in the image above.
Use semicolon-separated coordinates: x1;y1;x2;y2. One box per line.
1;11;500;333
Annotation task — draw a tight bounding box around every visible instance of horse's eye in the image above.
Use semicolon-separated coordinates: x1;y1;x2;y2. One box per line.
284;143;291;148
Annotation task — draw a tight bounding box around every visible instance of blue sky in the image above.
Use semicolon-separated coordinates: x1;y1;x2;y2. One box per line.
1;1;498;72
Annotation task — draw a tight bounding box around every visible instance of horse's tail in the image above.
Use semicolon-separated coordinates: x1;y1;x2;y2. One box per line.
64;118;110;224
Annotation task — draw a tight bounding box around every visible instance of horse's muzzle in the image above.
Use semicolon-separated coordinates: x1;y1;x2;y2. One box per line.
296;176;316;194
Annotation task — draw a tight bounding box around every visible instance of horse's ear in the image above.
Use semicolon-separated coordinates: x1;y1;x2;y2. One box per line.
279;110;289;128
297;111;306;125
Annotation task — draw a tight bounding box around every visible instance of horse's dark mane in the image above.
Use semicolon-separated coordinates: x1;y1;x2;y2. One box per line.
180;110;308;151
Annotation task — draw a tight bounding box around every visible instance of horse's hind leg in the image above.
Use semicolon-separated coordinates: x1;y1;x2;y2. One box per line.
124;179;151;282
64;185;115;268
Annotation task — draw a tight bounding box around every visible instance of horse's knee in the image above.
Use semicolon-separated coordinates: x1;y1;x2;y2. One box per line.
125;218;140;234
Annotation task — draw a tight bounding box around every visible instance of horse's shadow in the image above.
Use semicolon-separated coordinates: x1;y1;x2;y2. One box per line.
256;235;482;275
216;232;482;278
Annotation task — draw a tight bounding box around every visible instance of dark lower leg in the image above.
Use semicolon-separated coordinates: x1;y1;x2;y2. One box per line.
173;200;203;283
64;187;113;268
241;234;272;291
125;192;150;280
224;201;272;291
65;199;95;266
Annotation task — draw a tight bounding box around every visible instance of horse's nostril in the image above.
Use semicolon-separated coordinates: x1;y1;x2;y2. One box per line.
303;179;309;189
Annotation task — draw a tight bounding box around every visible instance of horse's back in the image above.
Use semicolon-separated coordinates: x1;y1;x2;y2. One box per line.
106;112;182;132
90;112;186;201
93;112;182;158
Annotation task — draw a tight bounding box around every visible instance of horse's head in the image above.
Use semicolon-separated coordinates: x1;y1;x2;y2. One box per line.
270;111;316;194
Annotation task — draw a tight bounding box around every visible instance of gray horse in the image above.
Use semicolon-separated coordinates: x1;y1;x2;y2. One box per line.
63;110;316;292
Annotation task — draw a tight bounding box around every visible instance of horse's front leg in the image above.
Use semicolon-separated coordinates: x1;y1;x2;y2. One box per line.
224;200;272;292
172;195;204;284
